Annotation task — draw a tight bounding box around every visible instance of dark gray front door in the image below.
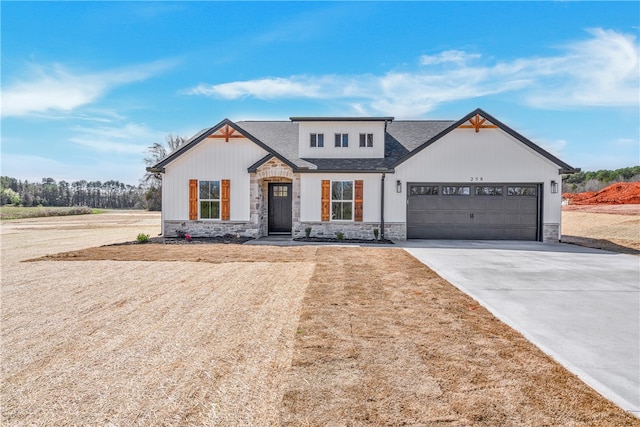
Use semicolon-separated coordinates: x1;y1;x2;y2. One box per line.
268;183;292;234
407;183;541;240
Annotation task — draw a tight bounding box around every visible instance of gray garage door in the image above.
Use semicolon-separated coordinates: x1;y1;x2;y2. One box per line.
407;183;541;240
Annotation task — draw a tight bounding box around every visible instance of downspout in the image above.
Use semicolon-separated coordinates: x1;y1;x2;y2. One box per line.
380;172;385;240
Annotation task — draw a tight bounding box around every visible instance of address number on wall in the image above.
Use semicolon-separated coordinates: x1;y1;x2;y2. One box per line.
470;177;484;181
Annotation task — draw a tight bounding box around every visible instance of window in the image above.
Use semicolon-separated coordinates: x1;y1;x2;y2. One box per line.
310;133;324;148
272;185;288;197
410;185;438;195
507;186;537;196
359;133;373;147
331;181;353;220
199;180;220;219
334;133;348;147
475;186;503;196
442;186;470;196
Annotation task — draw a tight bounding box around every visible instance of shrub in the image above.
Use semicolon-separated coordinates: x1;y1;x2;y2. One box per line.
336;232;344;240
136;233;150;243
373;228;379;240
305;227;312;238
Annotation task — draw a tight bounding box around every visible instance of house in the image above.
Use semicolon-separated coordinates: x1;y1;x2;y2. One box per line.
147;108;578;242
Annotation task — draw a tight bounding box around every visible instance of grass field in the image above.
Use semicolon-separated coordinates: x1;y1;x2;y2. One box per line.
0;206;98;220
2;210;638;426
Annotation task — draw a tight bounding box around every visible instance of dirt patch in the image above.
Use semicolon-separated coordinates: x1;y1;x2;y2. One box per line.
563;182;640;205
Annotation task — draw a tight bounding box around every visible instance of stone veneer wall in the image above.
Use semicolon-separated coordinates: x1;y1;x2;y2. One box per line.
164;220;259;238
253;158;298;237
543;223;560;242
293;222;406;241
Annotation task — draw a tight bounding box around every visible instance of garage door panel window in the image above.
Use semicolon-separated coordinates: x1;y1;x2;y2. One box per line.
410;185;438;196
442;186;470;196
331;181;353;220
475;186;503;196
507;186;537;196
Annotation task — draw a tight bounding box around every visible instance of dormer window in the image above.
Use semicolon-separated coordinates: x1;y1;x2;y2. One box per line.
310;133;324;147
334;133;348;147
359;133;373;147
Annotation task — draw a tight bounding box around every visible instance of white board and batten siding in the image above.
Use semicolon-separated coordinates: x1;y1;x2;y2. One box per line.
297;121;386;159
162;138;269;221
385;128;563;225
299;173;381;222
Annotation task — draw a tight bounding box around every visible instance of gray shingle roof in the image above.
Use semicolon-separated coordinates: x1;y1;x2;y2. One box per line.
150;109;577;174
236;119;457;172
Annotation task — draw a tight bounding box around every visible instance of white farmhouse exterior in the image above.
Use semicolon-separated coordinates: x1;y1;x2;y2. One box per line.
148;109;578;241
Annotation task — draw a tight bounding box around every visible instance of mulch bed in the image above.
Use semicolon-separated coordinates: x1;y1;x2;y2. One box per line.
115;235;394;246
293;237;394;244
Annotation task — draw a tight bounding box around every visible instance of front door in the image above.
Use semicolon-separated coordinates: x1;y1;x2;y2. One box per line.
268;183;292;234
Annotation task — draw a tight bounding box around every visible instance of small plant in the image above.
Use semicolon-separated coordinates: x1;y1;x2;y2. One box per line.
336;231;344;240
185;233;192;242
373;228;379;240
136;233;150;243
305;227;312;238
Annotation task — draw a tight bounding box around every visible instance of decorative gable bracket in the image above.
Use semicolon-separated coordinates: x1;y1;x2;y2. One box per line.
207;124;245;142
458;113;499;133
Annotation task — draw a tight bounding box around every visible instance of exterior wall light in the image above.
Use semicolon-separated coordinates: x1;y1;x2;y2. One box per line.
550;180;558;193
396;180;402;193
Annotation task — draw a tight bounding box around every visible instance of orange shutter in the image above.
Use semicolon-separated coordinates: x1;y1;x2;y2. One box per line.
221;179;230;220
354;180;363;222
189;179;198;220
321;180;330;221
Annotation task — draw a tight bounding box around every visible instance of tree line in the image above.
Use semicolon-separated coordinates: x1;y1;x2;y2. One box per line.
1;134;188;210
0;176;150;209
562;166;640;193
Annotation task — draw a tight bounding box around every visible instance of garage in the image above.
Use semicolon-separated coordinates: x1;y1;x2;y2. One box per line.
407;183;541;240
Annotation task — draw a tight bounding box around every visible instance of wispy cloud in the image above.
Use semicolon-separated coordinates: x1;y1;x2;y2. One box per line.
69;123;166;154
184;28;639;117
419;50;482;66
1;60;176;118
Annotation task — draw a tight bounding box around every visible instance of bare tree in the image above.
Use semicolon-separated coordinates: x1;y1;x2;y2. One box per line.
142;134;187;210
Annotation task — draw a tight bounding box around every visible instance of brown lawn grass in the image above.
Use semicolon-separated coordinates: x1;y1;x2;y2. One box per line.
562;205;640;254
2;212;638;426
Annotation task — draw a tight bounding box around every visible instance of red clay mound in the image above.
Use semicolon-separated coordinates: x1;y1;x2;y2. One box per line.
563;182;640;205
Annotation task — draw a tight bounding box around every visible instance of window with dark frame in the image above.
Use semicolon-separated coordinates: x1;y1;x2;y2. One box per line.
475;186;503;196
359;133;373;147
310;133;324;148
442;186;470;196
334;133;348;147
199;180;220;219
507;186;537;196
331;181;353;220
410;185;438;195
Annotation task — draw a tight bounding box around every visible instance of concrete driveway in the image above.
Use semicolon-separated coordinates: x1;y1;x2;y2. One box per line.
400;240;639;416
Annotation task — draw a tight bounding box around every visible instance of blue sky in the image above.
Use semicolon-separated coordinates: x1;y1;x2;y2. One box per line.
2;1;639;184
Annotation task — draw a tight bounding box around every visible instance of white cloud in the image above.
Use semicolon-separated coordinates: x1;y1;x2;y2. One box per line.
524;28;639;108
69;122;166;154
1;60;176;118
419;50;482;66
184;28;639;117
185;77;325;100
